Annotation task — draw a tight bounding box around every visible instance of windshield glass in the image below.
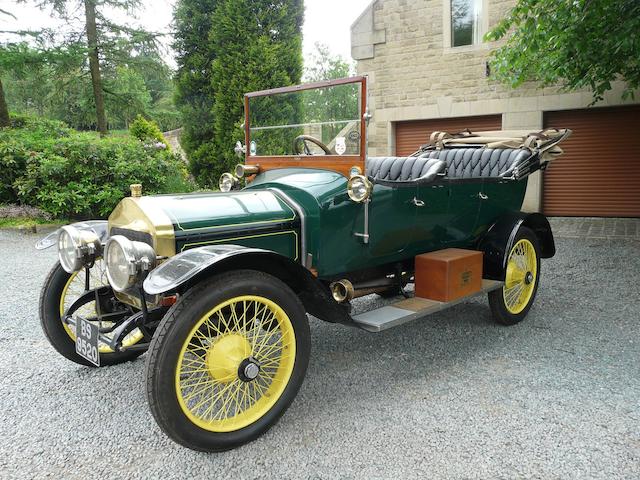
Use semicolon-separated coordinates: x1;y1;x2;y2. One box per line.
247;81;362;157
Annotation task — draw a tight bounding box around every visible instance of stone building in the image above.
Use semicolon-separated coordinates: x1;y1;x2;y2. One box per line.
351;0;639;217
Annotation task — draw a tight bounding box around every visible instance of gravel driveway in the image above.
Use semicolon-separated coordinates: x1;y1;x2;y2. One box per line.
0;229;638;479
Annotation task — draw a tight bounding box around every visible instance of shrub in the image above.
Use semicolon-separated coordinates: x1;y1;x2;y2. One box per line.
149;107;182;132
129;115;169;148
0;114;194;219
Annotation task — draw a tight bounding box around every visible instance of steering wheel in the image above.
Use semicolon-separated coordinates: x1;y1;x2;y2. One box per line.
293;135;332;155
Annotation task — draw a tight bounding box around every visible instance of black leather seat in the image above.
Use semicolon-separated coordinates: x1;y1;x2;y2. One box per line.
422;148;532;179
367;148;531;183
366;156;446;183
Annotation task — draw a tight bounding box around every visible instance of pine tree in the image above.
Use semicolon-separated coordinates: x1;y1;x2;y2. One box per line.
0;8;15;127
173;0;218;185
209;0;304;185
26;0;159;135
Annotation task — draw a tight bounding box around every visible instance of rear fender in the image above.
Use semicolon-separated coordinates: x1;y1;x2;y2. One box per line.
143;245;351;324
35;220;109;250
477;212;555;280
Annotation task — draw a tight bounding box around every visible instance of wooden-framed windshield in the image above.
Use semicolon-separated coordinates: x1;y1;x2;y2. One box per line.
243;76;367;177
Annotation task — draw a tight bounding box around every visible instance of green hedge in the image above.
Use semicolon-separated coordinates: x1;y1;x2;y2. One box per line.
0;114;193;219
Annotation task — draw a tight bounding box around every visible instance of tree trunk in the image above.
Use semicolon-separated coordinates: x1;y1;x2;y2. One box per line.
0;78;9;127
84;0;107;136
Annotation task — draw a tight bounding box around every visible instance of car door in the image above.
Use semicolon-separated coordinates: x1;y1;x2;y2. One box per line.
476;179;528;232
441;179;483;247
410;181;452;254
366;183;418;259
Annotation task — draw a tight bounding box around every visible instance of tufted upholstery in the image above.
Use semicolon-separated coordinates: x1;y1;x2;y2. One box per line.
366;156;446;183
367;148;531;182
421;148;531;179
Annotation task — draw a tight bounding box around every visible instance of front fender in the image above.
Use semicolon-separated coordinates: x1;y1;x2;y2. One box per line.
477;212;555;280
143;244;353;325
35;220;109;250
143;245;271;295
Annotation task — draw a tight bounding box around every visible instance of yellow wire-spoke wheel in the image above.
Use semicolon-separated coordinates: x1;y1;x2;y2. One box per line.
503;239;538;315
59;260;144;353
175;295;296;433
488;227;541;326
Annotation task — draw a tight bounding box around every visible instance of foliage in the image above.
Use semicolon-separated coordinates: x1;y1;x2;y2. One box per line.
129;115;168;147
0;114;69;202
1;42;177;131
302;43;358;146
147;93;182;132
173;0;304;186
486;0;640;102
0;114;193;218
173;0;218;184
2;1;173;133
304;43;354;82
0;41;82;126
105;66;152;127
209;0;304;185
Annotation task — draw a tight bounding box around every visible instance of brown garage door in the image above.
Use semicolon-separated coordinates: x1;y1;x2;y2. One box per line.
543;106;640;217
395;115;502;156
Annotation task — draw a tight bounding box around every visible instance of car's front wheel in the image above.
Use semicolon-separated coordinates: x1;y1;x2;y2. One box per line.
488;227;541;325
145;270;310;452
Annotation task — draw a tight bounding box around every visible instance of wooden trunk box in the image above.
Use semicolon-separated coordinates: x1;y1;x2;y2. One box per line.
414;249;483;302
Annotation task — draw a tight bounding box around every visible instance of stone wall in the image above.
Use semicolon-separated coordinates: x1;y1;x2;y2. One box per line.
351;0;638;211
163;128;187;161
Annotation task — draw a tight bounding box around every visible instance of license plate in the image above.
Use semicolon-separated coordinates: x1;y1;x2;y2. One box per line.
76;317;100;366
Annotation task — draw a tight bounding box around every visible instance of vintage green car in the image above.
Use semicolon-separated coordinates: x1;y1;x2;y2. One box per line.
36;76;570;452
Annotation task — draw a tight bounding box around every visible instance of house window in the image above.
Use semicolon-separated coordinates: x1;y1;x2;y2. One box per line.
451;0;483;47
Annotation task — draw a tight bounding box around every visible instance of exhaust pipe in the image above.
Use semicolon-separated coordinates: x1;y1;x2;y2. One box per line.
330;278;397;303
330;279;355;303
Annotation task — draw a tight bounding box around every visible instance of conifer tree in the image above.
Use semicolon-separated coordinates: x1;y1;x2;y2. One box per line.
23;0;159;135
211;0;303;177
173;0;218;184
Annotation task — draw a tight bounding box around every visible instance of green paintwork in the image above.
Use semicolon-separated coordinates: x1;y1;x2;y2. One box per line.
246;168;528;278
141;167;527;279
144;190;299;258
150;191;296;231
179;230;299;260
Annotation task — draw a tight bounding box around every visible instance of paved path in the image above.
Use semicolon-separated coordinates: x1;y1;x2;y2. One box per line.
550;217;639;240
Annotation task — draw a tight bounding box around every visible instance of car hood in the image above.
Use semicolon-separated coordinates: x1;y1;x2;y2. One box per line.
108;190;298;257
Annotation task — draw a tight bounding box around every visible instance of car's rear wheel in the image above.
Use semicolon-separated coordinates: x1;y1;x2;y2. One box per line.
145;270;310;452
39;261;144;366
488;227;541;325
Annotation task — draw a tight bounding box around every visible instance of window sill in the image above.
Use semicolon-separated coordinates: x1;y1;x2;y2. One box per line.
442;42;490;55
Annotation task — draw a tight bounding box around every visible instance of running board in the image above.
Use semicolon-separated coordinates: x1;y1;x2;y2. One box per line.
352;279;504;332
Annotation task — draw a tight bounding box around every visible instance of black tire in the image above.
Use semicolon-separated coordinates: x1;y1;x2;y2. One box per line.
145;269;311;452
39;262;143;367
488;227;541;326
